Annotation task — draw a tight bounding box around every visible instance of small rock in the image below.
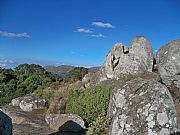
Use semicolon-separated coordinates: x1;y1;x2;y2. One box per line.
11;96;48;112
45;113;85;132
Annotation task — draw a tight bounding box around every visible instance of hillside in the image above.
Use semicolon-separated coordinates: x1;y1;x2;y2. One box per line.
0;37;180;135
45;65;100;76
44;65;74;76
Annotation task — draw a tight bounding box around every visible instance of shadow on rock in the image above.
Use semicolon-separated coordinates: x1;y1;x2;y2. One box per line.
0;110;13;135
170;132;180;135
49;120;85;135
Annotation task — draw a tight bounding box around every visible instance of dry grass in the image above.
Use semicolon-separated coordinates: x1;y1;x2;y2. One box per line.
47;81;83;114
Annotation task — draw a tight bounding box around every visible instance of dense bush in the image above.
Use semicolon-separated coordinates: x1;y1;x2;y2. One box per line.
66;85;112;125
0;64;60;105
64;67;88;83
86;111;111;135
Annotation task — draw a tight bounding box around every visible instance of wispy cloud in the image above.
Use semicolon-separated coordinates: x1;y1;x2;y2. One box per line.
0;31;30;38
89;33;105;38
92;22;115;28
76;28;93;33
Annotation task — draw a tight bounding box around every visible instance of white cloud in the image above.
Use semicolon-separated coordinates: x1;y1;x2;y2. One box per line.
76;28;93;33
89;33;105;38
92;22;115;28
0;31;30;38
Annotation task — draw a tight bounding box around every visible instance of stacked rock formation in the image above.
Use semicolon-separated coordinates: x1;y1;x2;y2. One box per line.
82;36;154;87
102;36;154;79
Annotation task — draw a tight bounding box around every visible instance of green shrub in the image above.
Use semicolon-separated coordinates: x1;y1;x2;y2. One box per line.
33;87;55;101
66;85;112;125
64;67;88;83
86;111;111;135
0;64;59;105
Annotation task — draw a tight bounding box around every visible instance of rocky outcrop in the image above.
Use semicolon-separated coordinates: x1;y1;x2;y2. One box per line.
45;113;85;132
109;78;178;135
157;39;180;89
102;36;154;79
11;96;48;112
82;36;154;87
0;110;12;135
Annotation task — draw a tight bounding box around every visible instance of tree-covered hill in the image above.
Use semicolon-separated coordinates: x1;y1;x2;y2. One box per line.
0;64;61;105
44;65;74;76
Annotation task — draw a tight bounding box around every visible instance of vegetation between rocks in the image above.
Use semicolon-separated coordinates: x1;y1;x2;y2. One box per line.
66;85;112;126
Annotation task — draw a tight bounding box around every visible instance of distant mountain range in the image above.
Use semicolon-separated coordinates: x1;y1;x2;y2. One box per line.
45;65;100;76
0;58;100;75
0;58;68;69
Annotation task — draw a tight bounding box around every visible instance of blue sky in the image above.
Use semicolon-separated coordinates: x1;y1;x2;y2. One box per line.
0;0;180;67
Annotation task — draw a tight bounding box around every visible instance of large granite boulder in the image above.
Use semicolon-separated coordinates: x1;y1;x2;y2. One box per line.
45;113;85;132
11;96;48;112
0;110;12;135
109;78;179;135
157;39;180;89
102;36;154;79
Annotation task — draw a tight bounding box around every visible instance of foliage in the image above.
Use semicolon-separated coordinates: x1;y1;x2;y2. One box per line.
64;67;88;83
86;111;111;135
46;81;82;114
0;64;60;105
66;85;112;125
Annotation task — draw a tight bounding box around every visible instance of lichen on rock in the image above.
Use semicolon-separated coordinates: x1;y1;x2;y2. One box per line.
109;78;179;135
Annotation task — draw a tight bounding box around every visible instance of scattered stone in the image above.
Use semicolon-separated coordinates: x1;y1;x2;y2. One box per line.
109;78;179;135
11;96;48;112
11;97;24;106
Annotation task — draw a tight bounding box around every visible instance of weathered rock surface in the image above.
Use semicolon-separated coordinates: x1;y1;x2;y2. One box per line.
0;106;47;126
82;36;154;88
157;39;180;125
109;78;179;135
0;106;55;135
0;110;12;135
157;39;180;89
45;113;86;132
102;36;154;79
11;96;48;112
82;36;154;87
